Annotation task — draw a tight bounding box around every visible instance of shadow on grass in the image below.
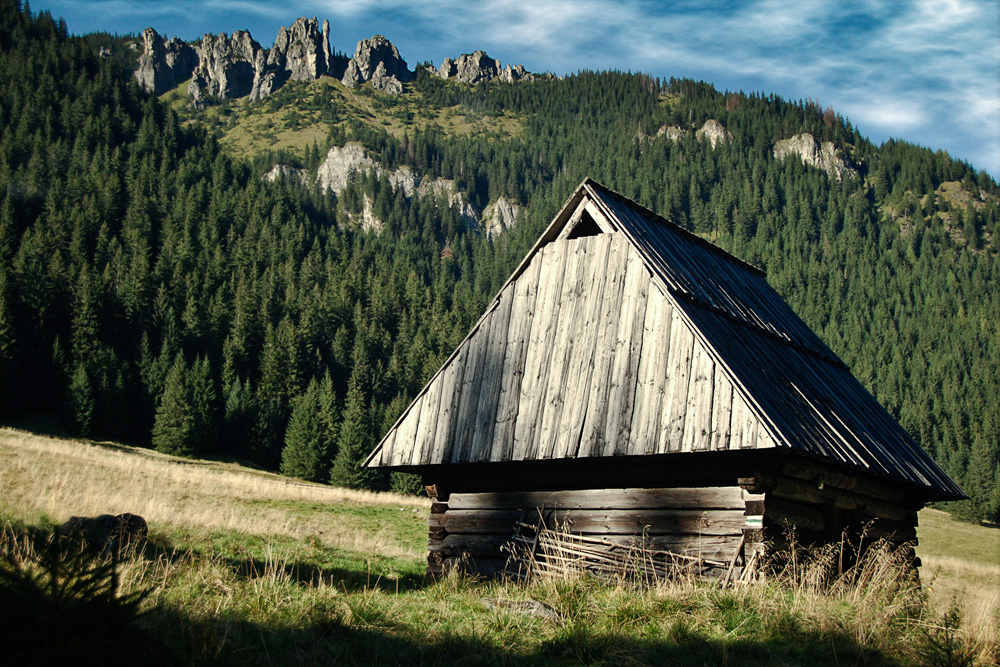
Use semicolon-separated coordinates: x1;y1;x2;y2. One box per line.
135;603;909;667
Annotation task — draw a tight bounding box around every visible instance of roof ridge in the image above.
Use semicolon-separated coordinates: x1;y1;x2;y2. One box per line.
583;179;768;278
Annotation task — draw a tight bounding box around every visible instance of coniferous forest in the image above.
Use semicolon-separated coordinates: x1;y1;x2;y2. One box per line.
1;2;998;522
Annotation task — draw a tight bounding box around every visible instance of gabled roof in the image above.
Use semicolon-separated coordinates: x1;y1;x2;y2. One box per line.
366;179;964;500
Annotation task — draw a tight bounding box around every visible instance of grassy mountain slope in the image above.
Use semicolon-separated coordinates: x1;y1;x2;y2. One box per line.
0;2;998;522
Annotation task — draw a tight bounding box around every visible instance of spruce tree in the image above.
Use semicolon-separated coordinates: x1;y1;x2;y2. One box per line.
68;362;94;437
281;377;338;482
329;374;378;490
152;354;195;456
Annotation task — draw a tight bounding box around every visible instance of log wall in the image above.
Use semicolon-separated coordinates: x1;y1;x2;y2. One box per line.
425;485;761;578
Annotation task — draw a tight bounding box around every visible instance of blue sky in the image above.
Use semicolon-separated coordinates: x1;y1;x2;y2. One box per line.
36;0;1000;179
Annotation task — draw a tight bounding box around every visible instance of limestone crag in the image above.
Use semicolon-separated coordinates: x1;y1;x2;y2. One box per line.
773;133;855;179
316;143;483;233
187;31;264;107
263;164;311;187
316;143;378;195
370;62;404;95
483;196;520;238
695;119;731;148
437;50;540;84
657;125;688;141
417;179;481;231
438;51;499;84
267;17;332;84
134;27;197;95
341;35;412;93
354;195;385;234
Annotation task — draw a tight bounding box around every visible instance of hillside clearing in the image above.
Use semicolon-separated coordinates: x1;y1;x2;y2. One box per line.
1;427;997;665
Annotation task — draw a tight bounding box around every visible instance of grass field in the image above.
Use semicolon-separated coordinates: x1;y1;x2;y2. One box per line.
2;427;997;665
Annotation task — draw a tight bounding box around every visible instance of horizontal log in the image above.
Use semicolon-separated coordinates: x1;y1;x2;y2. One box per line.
768;474;919;522
779;460;912;505
764;497;826;533
550;509;746;536
441;508;747;536
447;486;748;511
430;502;449;515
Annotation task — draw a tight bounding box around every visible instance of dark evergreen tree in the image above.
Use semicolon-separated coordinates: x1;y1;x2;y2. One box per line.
152;354;195;456
280;376;338;482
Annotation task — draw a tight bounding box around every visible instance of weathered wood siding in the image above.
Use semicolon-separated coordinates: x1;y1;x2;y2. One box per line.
427;486;756;578
373;233;772;467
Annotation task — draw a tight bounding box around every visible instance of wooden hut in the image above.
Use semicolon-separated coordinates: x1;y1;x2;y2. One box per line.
365;179;964;579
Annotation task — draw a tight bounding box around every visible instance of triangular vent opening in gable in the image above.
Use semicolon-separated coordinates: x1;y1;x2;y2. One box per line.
566;209;603;239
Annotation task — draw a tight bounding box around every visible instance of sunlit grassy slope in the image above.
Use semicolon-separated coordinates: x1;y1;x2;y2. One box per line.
2;427;997;665
163;76;522;162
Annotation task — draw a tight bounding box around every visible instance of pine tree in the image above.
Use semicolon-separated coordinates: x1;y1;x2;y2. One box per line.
152;354;195;456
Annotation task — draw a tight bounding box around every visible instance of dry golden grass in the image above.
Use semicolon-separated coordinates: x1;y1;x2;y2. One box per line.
0;427;427;560
916;507;1000;658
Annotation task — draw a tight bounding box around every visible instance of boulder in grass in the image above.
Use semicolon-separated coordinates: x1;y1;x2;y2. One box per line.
57;513;148;558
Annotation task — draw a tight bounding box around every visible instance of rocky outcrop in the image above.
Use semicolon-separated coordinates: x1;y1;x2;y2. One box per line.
134;27;197;95
695;119;731;148
341;35;412;93
773;133;855;179
316;143;377;195
267;17;332;85
187;31;264;107
483;196;519;238
438;51;499;84
437;51;540;84
315;143;483;234
263;164;311;187
418;179;481;231
657;125;688;141
370;62;404;95
354;195;385;234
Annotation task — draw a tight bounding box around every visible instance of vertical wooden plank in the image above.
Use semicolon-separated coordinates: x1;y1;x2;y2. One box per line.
577;235;630;457
376;429;396;467
537;237;591;459
604;248;650;457
658;309;694;453
554;234;613;459
452;307;494;462
513;243;568;460
391;392;422;466
493;257;542;462
742;412;759;449
710;371;734;451
432;340;468;464
729;391;747;450
629;292;673;456
410;372;442;465
470;291;514;462
683;341;715;452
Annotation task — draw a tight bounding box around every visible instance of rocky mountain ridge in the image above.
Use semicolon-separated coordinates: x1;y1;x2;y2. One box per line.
134;17;542;105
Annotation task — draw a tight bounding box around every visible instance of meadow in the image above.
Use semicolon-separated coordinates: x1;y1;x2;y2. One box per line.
1;427;997;666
